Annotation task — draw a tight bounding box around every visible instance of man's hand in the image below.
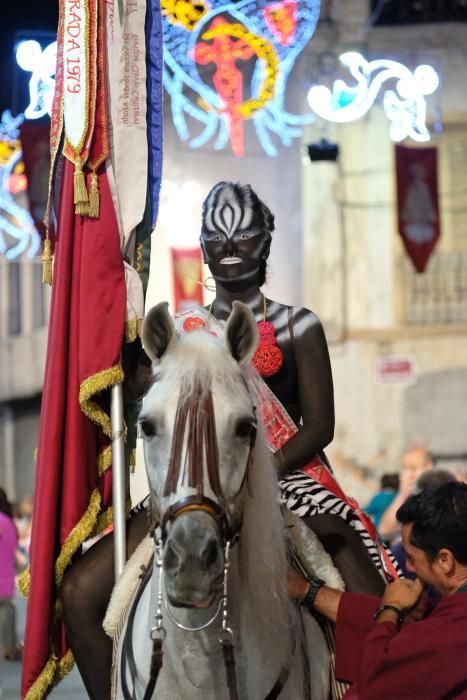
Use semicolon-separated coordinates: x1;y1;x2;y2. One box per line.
382;577;424;611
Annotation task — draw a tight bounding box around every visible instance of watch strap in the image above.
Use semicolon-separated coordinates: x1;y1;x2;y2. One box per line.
300;576;325;611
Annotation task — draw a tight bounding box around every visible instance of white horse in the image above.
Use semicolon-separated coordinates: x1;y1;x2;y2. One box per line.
109;301;331;700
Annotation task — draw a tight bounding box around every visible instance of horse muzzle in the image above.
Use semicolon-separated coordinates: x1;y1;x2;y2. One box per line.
163;511;224;607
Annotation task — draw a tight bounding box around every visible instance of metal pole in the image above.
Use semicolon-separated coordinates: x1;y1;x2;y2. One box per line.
111;382;127;579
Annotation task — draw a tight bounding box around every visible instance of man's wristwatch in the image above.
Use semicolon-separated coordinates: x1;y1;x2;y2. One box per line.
300;575;325;611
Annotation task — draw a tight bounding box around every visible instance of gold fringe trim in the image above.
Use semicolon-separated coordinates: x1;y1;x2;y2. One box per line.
57;648;75;679
135;241;143;273
18;566;30;598
42;238;53;286
97;444;113;477
129;447;136;474
95;504;114;535
125;317;142;343
54;489;102;588
23;648;75;700
79;364;124;438
24;654;57;700
87;171;100;218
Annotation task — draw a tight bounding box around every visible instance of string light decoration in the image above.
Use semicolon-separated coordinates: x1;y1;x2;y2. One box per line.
0;38;55;260
15;40;57;121
307;52;440;143
163;0;321;156
0;111;40;260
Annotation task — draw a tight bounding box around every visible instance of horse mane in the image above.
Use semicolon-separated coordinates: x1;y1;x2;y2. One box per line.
230;417;298;694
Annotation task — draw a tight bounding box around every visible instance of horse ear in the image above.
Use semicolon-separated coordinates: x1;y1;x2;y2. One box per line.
225;301;259;366
141;302;176;363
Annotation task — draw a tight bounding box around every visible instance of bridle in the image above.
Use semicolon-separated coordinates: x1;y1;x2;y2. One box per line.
120;378;289;700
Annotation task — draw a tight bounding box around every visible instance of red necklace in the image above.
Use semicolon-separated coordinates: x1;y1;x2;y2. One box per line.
183;297;284;378
252;297;283;378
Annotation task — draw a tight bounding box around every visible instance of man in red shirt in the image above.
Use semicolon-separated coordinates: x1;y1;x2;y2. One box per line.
289;481;467;699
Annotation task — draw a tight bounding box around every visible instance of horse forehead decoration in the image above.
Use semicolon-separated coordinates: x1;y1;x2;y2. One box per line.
162;0;321;156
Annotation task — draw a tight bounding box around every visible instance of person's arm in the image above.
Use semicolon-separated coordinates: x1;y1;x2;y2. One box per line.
378;470;415;539
287;568;342;622
277;309;334;475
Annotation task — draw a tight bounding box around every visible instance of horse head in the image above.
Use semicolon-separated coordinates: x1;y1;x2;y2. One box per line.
140;301;258;609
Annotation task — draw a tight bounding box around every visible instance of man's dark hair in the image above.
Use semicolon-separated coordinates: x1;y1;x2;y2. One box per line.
397;482;467;564
381;473;399;491
415;468;456;494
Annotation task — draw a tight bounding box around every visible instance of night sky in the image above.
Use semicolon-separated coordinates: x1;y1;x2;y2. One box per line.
0;1;59;113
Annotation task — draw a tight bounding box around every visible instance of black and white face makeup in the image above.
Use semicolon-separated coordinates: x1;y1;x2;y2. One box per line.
200;183;272;285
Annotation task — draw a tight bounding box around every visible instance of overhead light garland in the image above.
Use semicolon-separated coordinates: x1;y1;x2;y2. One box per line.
307;52;440;143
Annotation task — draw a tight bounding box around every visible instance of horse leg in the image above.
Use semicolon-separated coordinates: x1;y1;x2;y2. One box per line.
61;509;149;700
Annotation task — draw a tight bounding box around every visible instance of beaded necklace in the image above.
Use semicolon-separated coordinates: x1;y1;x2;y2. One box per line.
207;295;284;378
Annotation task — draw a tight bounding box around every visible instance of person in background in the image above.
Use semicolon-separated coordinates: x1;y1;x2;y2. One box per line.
365;473;399;529
378;446;433;543
0;487;22;661
14;495;33;571
391;467;457;579
289;482;467;699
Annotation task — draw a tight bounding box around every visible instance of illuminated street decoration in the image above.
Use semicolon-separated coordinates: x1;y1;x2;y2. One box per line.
307;52;440;143
0;111;40;259
15;40;57;121
0;39;56;260
163;0;321;156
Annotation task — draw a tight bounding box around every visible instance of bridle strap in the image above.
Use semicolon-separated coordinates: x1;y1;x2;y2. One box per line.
265;665;289;700
161;494;243;545
120;559;156;700
221;639;240;700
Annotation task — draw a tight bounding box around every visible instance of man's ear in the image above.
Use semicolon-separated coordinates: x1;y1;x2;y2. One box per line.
436;548;456;575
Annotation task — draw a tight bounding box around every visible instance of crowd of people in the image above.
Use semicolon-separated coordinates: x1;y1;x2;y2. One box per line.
0;488;32;662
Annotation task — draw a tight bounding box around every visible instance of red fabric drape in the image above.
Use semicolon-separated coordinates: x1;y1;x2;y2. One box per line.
171;247;204;312
21;159;126;698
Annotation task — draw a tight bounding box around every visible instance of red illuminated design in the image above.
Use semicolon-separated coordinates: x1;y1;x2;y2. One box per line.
193;17;256;157
263;0;297;46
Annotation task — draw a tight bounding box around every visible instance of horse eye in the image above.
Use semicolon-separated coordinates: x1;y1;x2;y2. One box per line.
139;420;156;438
235;420;256;440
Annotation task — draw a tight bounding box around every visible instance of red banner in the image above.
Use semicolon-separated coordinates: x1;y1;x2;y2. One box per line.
171;247;204;312
395;145;440;273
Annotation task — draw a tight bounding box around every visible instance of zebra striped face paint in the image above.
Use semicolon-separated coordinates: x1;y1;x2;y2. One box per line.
200;182;272;284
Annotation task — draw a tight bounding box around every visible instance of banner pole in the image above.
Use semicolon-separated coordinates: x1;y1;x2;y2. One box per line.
111;382;127;579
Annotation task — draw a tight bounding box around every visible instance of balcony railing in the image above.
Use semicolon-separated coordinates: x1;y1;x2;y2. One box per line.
401;251;467;325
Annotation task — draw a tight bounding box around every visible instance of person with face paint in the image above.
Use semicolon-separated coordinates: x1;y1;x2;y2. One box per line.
198;181;335;471
59;182;398;700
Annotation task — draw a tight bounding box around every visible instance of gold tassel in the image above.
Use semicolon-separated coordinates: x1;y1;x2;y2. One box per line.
75;200;90;216
87;171;100;219
73;156;89;212
42;237;53;285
